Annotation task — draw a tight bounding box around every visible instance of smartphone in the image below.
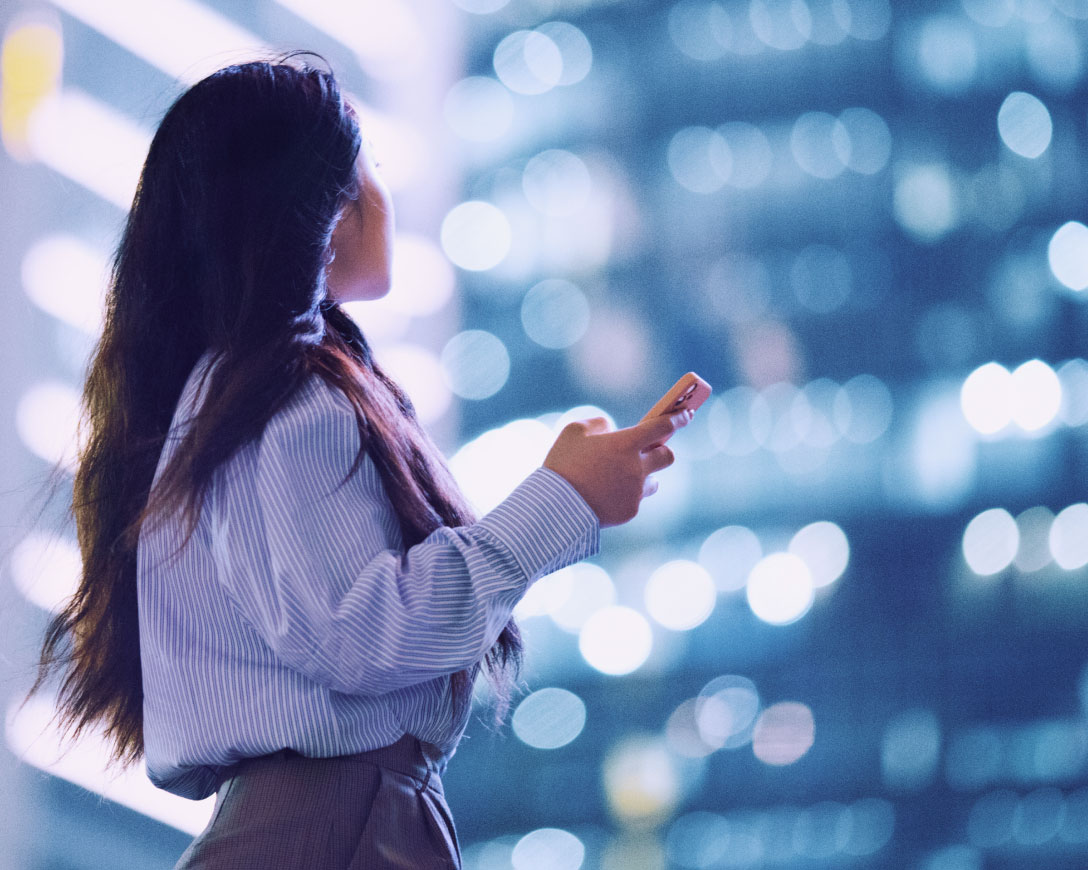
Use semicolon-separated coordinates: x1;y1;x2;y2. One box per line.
639;372;712;447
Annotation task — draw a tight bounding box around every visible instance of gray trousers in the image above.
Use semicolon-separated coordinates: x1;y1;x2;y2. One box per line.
174;735;461;869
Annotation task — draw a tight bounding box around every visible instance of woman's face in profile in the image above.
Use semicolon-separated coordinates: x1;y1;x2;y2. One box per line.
326;131;395;304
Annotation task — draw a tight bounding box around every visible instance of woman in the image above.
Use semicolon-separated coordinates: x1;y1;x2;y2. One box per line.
27;52;688;868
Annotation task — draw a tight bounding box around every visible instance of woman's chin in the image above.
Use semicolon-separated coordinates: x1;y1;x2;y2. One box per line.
364;276;393;301
330;275;392;304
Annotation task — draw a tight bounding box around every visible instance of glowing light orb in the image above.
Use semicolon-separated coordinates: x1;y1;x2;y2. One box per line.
511;688;587;750
579;606;652;675
1049;222;1088;291
963;508;1019;576
746;553;814;625
644;559;716;631
752;702;815;766
997;91;1052;159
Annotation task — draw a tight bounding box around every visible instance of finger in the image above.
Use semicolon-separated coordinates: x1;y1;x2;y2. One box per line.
642;475;659;499
628;409;692;449
640;444;675;474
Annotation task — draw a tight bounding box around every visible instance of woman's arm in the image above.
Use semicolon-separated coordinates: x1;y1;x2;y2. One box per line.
210;375;599;696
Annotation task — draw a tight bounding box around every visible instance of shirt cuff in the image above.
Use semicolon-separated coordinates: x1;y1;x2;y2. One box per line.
474;465;601;588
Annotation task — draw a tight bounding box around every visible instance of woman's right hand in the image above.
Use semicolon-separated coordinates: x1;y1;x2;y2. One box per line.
542;410;694;528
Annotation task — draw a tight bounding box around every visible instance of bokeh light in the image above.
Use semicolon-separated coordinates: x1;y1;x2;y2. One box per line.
665;811;732;868
844;797;896;856
1049;503;1088;570
665;698;716;759
847;0;892;40
997;91;1053;159
511;828;585;870
494;29;563;95
717;121;773;187
440;329;510;400
514;567;575;620
668;0;731;62
961;363;1013;435
9;532;79;613
750;0;812;51
1025;17;1084;92
644;559;716;630
790;111;850;179
962;508;1019;576
1048;222;1088;291
536;21;592;86
440;201;511;271
746;553;815;625
894;163;958;241
21;233;107;334
16;381;82;470
752;702;815;766
836;375;894;443
916;16;977;93
1;11;64;162
960;0;1014;27
1014;506;1055;573
521;278;591;349
696;675;760;750
967;789;1018;848
881;708;942;791
1010;360;1062;432
1058;359;1088;426
449;418;555;513
26;87;150;210
699;524;763;592
961;360;1063;435
579;606;653;675
512;688;587;750
788;521;850;588
443;76;514;142
375;344;451;423
1013;787;1066;846
838;107;892;175
550;562;616;633
602;735;681;825
522;149;591;217
667;125;728;193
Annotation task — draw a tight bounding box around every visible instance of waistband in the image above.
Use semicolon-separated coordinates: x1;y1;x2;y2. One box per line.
229;734;447;793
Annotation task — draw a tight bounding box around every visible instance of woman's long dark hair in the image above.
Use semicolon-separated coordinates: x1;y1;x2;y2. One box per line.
24;51;522;770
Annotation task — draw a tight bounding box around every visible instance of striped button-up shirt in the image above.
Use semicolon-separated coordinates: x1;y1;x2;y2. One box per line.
136;352;600;800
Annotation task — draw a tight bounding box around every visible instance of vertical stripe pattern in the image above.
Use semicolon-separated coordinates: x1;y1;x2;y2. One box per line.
137;352;600;801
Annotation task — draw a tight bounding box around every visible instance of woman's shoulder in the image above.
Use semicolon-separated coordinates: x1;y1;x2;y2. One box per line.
258;368;365;469
184;350;354;428
270;367;358;431
173;352;361;471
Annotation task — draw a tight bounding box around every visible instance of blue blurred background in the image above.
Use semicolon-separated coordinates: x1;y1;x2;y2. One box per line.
2;0;1088;868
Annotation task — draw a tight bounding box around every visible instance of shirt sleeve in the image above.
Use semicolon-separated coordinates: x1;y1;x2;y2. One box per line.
209;375;600;696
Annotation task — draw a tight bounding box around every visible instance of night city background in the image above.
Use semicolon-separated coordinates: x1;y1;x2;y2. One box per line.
2;1;1088;868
